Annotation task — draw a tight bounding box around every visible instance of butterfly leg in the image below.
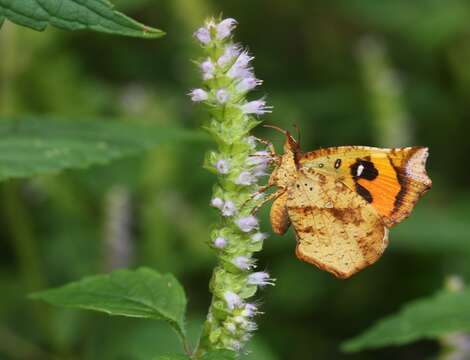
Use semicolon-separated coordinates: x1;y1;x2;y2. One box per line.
251;188;287;215
251;137;280;163
240;184;272;211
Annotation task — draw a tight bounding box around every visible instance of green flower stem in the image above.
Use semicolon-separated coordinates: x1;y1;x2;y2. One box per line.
189;18;274;357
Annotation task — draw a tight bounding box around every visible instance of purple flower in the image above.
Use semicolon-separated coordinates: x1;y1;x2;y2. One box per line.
228;52;254;79
233;256;254;270
200;59;215;80
194;26;211;44
247;151;272;166
218;44;241;67
248;151;272;176
235;171;256;186
247;271;275;286
242;303;258;317
222;200;237;217
215;159;230;174
241;99;272;115
236;77;262;92
214;236;228;249
211;197;224;209
224;291;243;310
216;18;237;40
236;216;259;232
216;89;230;104
189;88;208;102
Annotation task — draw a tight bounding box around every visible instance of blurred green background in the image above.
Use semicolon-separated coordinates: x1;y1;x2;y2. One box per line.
1;0;470;359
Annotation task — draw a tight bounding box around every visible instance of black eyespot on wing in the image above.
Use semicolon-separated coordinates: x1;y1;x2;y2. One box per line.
350;159;378;180
356;183;373;203
334;159;342;169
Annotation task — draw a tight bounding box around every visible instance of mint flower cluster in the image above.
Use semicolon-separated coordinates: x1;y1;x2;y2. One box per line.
190;17;275;354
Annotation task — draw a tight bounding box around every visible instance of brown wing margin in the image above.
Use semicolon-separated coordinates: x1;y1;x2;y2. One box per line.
385;147;432;227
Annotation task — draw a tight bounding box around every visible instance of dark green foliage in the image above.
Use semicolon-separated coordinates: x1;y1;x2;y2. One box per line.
0;117;207;181
0;0;164;37
342;289;470;352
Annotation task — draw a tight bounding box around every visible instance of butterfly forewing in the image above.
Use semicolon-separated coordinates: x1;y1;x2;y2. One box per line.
299;146;432;227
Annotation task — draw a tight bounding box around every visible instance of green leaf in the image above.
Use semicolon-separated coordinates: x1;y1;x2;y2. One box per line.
342;289;470;353
31;267;187;336
0;117;207;182
0;0;164;38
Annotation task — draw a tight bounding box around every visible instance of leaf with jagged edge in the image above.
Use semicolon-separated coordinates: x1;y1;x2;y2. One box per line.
0;117;208;182
31;268;187;337
342;288;470;353
0;0;164;38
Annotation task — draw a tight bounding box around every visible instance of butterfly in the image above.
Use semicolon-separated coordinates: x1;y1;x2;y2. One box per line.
255;126;432;279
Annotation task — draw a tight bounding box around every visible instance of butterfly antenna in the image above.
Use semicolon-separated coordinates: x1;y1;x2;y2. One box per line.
263;124;288;136
263;123;300;145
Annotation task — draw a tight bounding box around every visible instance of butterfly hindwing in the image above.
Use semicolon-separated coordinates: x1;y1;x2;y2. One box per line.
286;170;389;279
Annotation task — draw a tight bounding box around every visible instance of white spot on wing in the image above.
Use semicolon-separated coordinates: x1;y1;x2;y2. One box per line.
357;164;365;177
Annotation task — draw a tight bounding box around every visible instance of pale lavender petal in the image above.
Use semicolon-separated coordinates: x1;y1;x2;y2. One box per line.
216;88;230;104
241;99;272;115
194;26;211;44
235;171;256;186
216;18;237;40
218;44;241;67
236;77;262;92
236;216;259;232
211;197;224;209
214;236;227;248
189;88;208;102
215;159;230;174
247;271;275;286
224;291;243;310
222;200;237;217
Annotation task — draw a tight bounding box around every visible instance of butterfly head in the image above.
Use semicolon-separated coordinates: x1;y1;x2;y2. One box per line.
264;125;301;187
263;124;300;155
